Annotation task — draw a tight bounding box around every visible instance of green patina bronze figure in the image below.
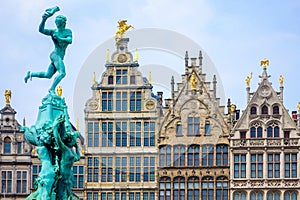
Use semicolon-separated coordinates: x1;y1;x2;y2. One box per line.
24;6;72;95
20;6;80;200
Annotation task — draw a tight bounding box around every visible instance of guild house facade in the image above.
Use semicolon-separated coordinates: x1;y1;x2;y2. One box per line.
1;30;300;200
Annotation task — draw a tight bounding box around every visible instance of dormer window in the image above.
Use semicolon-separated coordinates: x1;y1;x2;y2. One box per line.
108;75;114;84
4;137;11;153
116;69;128;84
250;106;257;115
273;105;279;115
261;105;268;115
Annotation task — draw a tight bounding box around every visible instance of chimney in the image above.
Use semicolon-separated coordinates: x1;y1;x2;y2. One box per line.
292;111;297;123
235;110;240;120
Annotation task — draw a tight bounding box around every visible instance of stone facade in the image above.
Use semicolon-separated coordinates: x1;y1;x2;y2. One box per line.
157;52;230;200
229;66;300;200
84;37;161;200
0;103;32;199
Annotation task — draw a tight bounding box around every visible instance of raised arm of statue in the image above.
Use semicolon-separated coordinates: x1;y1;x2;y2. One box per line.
39;6;59;36
39;14;53;36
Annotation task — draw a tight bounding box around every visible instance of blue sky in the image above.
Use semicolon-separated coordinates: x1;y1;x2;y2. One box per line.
1;0;300;130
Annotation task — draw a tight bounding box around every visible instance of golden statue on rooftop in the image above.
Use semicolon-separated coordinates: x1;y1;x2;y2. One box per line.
260;59;269;69
5;90;11;105
230;104;236;115
245;72;253;87
298;102;300;112
115;20;134;43
279;75;284;87
190;72;197;90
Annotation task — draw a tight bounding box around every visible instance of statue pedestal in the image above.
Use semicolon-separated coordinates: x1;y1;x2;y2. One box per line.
24;93;79;200
36;94;68;128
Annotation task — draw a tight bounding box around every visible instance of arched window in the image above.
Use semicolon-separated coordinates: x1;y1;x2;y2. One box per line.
159;177;171;200
174;145;185;166
216;145;228;166
251;127;262;138
216;176;228;200
108;75;113;84
250;127;256;138
274;126;279;137
250;106;257;115
4;137;11;153
267;191;280;200
176;123;182;136
159;146;171;167
262;105;268;115
233;191;246;200
273;105;279;115
187;177;199;200
284;191;297;200
250;191;263;200
202;145;214;166
173;177;185;200
202;176;214;200
267;125;280;137
188;145;199;166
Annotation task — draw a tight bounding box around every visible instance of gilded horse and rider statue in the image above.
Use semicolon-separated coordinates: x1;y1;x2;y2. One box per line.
115;19;134;43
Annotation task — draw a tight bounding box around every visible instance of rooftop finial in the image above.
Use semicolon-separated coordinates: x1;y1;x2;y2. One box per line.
213;75;217;98
171;76;175;100
5;90;11;105
199;50;203;66
115;20;134;44
148;72;152;85
135;48;138;62
260;58;269;69
106;49;110;62
185;51;189;67
260;59;270;79
92;72;96;85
